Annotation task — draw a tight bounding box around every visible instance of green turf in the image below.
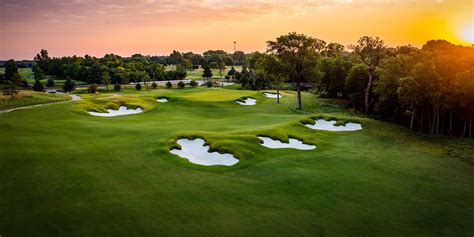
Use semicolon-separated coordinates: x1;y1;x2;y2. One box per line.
0;88;472;236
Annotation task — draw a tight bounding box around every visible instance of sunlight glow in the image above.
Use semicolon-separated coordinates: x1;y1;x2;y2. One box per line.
461;23;474;43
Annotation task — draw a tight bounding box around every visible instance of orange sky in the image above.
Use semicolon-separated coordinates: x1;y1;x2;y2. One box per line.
1;0;473;60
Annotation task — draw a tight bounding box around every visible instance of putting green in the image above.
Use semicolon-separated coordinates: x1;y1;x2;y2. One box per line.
0;87;473;236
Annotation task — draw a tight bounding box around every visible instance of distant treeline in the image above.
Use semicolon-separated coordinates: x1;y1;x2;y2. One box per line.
1;36;473;137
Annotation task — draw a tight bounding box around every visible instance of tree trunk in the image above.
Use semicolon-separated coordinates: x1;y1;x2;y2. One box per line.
463;120;467;137
277;88;280;104
106;84;109;91
420;108;425;133
435;108;440;135
409;108;416;130
296;81;302;110
449;110;453;133
364;72;373;114
470;110;472;138
428;109;432;135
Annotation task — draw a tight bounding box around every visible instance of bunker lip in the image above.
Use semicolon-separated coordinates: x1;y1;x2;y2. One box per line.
236;97;257;106
304;119;362;131
263;92;282;98
170;138;239;166
88;106;143;117
257;136;316;150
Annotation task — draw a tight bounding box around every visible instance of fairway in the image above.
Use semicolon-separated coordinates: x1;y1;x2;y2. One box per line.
0;87;472;236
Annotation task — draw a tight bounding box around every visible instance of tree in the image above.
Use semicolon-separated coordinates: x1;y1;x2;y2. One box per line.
202;66;213;79
189;80;198;87
168;50;183;69
266;32;325;110
177;81;185;89
151;82;157;89
114;84;121;91
255;55;285;103
4;59;19;82
206;81;213;87
166;81;172;89
102;70;111;91
34;49;51;73
227;67;236;80
33;79;44;92
217;57;226;79
46;78;55;87
88;84;98;93
33;65;45;81
143;74;151;90
63;77;75;92
2;81;19;99
349;36;386;114
135;83;142;91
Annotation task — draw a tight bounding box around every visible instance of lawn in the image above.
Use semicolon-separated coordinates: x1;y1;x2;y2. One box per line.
0;87;472;236
165;65;243;80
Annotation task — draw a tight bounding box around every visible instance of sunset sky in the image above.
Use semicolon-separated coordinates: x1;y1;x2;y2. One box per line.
1;0;473;60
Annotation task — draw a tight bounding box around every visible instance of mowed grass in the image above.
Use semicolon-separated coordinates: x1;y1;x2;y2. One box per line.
0;91;71;110
165;65;242;80
0;88;473;236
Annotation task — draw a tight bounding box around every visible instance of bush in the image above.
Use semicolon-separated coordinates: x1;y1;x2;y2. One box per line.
63;78;75;92
114;84;121;91
88;83;98;93
32;79;44;92
151;82;157;89
225;75;230;80
46;78;55;87
206;81;213;88
21;79;29;87
189;80;198;87
166;81;172;89
177;81;185;89
135;83;142;91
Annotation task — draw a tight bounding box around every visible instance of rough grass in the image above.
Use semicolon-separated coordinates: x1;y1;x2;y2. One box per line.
0;91;71;110
0;87;473;236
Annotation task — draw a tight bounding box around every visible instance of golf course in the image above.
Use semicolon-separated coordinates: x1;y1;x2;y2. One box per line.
0;87;472;236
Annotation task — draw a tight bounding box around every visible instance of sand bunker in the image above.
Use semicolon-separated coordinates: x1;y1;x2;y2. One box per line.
263;92;282;98
170;138;239;166
257;136;316;150
236;97;257;106
157;98;168;103
305;119;362;131
88;106;143;117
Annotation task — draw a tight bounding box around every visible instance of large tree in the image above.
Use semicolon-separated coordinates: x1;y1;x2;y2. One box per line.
349;36;386;114
4;59;19;82
266;32;325;110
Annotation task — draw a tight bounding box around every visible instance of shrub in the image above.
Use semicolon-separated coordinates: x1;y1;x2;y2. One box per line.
177;81;185;89
206;81;213;88
135;83;142;91
189;80;198;87
225;75;230;80
32;79;44;92
63;78;75;92
88;83;98;93
21;79;29;87
151;82;157;89
114;84;121;91
166;81;172;89
46;78;55;87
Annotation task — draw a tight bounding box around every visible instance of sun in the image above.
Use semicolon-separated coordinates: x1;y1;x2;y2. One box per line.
460;23;474;44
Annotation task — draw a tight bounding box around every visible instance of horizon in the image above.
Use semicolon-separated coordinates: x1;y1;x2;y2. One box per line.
1;0;473;60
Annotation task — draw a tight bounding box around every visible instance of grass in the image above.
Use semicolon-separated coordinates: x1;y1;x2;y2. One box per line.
0;87;472;236
0;67;86;85
0;91;71;110
165;65;243;80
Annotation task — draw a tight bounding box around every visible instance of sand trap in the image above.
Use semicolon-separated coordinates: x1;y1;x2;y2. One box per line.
257;136;316;150
236;97;257;106
170;138;239;166
263;92;282;98
88;106;143;117
305;119;362;131
156;98;168;103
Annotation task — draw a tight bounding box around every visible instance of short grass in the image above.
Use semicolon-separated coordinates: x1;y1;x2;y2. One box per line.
0;88;472;236
0;91;71;110
165;65;242;80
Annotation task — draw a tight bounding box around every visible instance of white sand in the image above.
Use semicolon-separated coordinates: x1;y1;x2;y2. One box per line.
236;98;257;106
88;106;143;117
156;98;168;103
257;136;316;150
170;138;239;166
305;119;362;131
263;92;282;99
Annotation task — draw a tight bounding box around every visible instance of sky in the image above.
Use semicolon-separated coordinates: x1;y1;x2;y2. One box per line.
0;0;473;60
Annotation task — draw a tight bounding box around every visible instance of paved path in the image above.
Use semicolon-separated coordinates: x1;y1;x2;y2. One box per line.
0;94;82;114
